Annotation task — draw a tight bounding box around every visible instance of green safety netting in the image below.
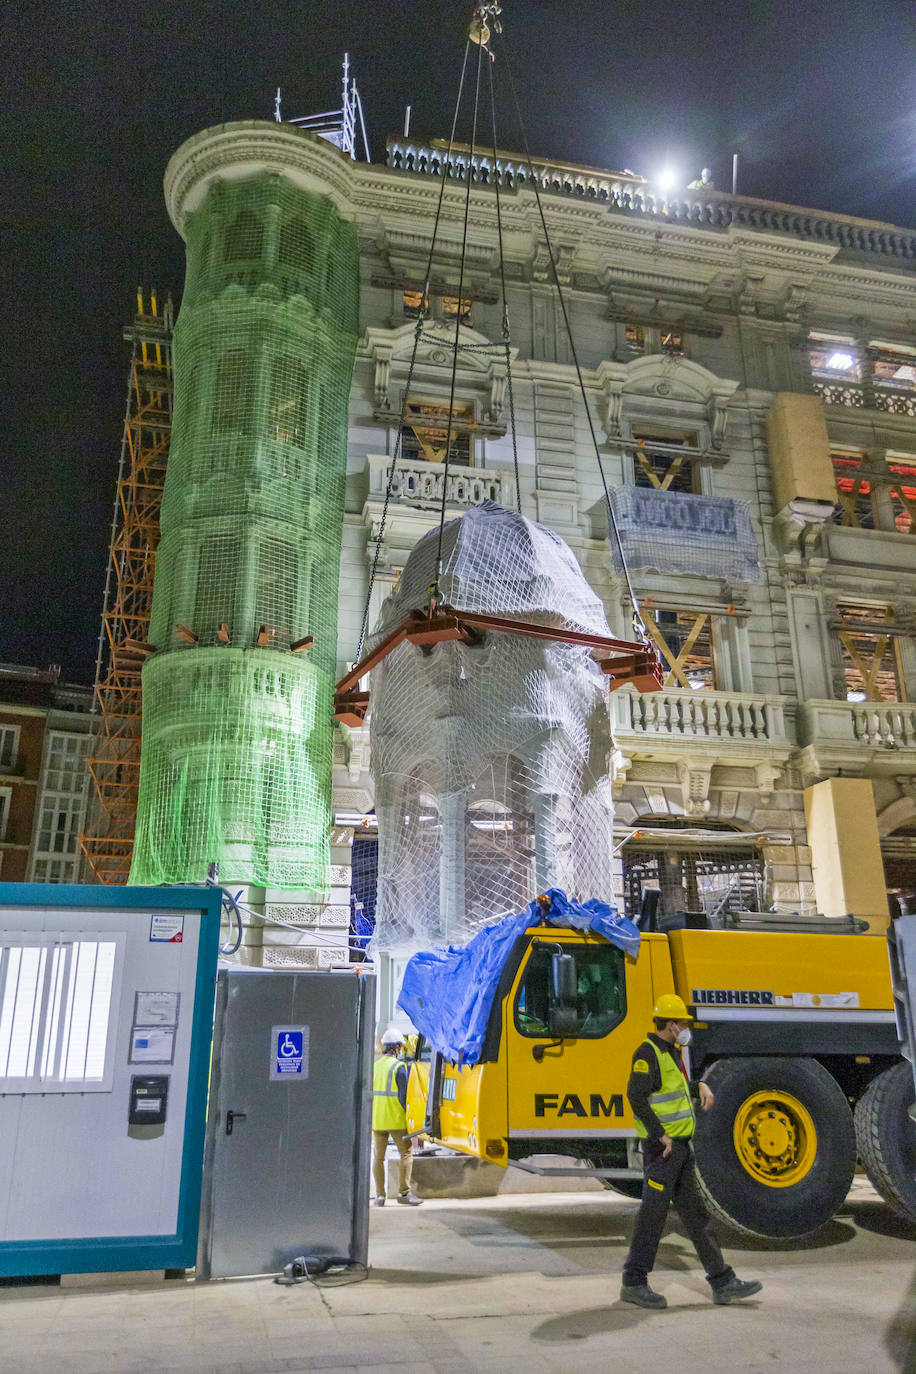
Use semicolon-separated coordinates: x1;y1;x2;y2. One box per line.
130;172;359;889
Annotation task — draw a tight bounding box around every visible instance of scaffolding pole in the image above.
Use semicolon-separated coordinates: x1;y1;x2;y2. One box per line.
80;289;173;883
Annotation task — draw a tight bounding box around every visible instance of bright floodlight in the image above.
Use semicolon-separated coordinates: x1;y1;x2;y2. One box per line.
826;352;855;371
657;167;678;192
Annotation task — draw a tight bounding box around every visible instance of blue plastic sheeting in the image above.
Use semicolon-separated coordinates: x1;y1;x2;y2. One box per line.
397;889;640;1067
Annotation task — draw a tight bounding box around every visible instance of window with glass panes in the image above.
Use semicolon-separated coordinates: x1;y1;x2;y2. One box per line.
0;725;20;772
29;733;90;883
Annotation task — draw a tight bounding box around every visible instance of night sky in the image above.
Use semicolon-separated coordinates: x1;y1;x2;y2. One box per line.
3;0;914;684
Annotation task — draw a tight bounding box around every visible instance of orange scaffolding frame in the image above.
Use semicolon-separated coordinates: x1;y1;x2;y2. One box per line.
80;290;173;883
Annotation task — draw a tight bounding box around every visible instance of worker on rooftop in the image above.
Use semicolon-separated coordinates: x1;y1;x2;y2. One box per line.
687;167;715;190
620;993;762;1309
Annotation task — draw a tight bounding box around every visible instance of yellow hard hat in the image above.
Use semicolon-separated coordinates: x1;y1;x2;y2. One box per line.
653;993;691;1021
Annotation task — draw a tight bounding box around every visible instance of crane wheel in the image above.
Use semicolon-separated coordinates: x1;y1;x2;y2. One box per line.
854;1063;916;1224
693;1057;856;1240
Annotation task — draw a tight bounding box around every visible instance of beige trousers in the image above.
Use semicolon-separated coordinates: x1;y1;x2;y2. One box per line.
373;1128;412;1197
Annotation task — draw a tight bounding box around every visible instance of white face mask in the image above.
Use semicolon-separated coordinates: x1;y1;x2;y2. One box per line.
675;1027;692;1047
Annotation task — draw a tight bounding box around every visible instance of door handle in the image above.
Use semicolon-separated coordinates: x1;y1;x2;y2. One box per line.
226;1110;247;1136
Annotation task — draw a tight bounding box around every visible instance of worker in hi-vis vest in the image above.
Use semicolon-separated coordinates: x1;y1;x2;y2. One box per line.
621;993;762;1310
371;1027;422;1206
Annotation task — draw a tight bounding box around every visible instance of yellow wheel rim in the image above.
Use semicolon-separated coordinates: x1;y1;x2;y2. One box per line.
732;1089;817;1188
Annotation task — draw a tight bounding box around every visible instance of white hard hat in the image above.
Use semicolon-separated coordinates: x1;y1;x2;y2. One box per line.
380;1025;405;1047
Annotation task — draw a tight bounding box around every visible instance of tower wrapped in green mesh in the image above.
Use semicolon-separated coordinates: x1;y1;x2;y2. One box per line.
131;146;359;888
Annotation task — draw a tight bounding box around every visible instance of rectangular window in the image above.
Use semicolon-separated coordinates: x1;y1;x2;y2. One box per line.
255;538;299;649
402;290;425;319
0;725;19;772
887;458;916;533
401;400;474;467
632;431;698;493
0;934;123;1093
644;609;716;690
660;327;683;356
809;333;859;379
869;342;916;392
267;355;308;448
835;603;904;702
0;789;10;842
624;322;644;354
831;450;877;529
442;296;472;326
211;350;253;435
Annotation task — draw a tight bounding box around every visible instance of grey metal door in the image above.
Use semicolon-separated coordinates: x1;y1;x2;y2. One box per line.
199;968;374;1279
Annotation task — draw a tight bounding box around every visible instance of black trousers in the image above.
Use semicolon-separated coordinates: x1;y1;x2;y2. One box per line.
622;1138;734;1289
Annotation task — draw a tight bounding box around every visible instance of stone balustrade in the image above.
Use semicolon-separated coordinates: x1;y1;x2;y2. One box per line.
613;688;788;747
385;138;916;263
796;699;916;779
365;453;515;511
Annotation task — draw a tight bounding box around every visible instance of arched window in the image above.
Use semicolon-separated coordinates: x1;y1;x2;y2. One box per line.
278;218;315;275
211;350;253;435
223;209;263;263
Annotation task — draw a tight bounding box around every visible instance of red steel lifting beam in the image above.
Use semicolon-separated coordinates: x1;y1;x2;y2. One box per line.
333;606;663;725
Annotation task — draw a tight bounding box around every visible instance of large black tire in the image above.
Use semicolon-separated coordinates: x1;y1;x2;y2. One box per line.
854;1063;916;1223
693;1057;857;1240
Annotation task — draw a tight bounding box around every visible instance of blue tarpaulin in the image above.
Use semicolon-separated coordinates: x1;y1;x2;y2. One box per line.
396;889;640;1067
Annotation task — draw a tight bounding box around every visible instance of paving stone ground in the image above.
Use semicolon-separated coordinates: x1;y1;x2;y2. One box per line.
1;1178;914;1374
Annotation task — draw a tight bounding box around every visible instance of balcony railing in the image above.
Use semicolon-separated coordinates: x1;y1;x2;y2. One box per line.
365;453;516;512
612;688;788;747
812;380;916;417
385;138;916;264
798;699;916;754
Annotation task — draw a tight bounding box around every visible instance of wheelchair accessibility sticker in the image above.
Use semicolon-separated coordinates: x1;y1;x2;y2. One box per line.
270;1025;309;1081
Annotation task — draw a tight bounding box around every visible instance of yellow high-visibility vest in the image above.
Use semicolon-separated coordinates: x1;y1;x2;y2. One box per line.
633;1039;696;1140
372;1054;407;1131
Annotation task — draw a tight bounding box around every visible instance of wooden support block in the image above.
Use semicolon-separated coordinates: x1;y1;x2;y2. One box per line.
290;635;314;653
333;690;370;727
217;622;230;644
174;624;197;645
256;625;273;647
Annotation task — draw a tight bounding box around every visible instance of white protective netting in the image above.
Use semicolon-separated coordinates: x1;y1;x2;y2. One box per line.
370;502;616;950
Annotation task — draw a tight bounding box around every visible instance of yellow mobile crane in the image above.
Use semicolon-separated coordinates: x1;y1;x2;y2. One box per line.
405;899;914;1239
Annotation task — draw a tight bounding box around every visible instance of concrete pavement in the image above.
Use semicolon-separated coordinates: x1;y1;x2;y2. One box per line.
0;1178;913;1374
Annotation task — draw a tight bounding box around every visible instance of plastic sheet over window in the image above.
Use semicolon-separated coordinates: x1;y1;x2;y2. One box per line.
609;487;760;581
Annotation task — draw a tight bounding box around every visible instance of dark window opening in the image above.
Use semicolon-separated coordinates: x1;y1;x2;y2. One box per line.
632;431;697;493
835;603;904;703
223;210;263;263
624;843;764;922
401;400;474;466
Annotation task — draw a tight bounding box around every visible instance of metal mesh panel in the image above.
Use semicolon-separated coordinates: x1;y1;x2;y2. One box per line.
370;503;617;949
130;174;359;888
